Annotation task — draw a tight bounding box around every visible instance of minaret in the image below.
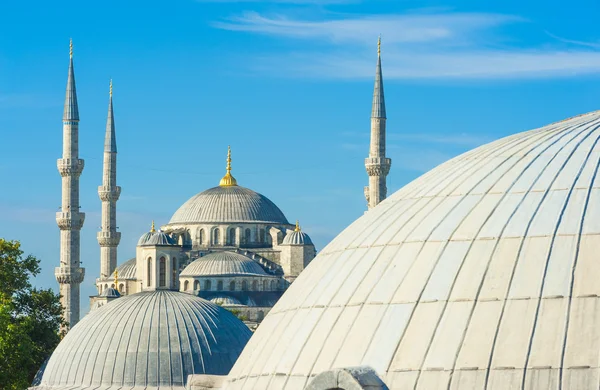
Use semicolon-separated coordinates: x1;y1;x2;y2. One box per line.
55;39;85;328
97;80;121;279
364;36;391;209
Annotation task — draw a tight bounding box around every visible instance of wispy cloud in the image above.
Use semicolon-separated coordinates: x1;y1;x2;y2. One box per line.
342;131;491;148
214;11;600;79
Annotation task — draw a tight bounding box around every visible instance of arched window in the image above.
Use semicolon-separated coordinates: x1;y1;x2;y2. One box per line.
263;280;268;291
217;280;223;291
259;229;265;243
245;228;251;244
111;283;115;288
204;280;212;291
252;280;258;291
199;229;204;245
257;310;265;321
228;228;236;245
230;281;236;291
159;257;166;287
194;280;200;290
119;283;124;293
147;258;152;286
172;257;178;286
184;280;189;291
213;228;220;245
242;280;248;291
270;280;276;290
105;283;108;290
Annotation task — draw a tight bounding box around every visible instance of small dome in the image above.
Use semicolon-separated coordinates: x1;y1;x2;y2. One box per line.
282;231;313;245
180;251;267;277
37;291;251;390
167;186;289;225
211;295;244;306
99;287;120;298
137;230;177;246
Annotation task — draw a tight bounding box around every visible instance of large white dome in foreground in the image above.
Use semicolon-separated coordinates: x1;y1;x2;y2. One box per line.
225;111;600;389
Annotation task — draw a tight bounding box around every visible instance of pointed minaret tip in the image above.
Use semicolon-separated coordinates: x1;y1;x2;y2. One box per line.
63;38;79;121
109;79;113;97
377;34;381;57
70;38;73;58
371;35;386;119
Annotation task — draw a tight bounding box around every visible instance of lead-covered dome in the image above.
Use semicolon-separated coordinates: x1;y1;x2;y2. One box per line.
180;251;267;277
35;291;252;390
167;186;289;225
226;111;600;389
137;230;177;246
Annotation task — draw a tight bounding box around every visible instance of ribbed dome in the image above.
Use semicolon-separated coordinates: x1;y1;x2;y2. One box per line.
168;186;289;225
36;291;251;390
180;251;267;277
137;230;177;246
99;287;120;298
211;295;244;306
282;230;313;246
226;111;600;389
107;258;136;280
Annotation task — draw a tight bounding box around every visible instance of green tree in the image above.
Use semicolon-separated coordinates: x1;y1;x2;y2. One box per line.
0;239;65;390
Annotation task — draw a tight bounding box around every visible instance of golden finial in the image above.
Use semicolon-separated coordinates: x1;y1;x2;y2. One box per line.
150;220;156;233
114;270;119;292
219;145;238;186
109;79;113;97
295;220;300;232
377;35;381;56
69;38;73;58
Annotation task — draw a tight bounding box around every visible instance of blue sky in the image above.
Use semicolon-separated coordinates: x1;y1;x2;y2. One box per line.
1;0;599;313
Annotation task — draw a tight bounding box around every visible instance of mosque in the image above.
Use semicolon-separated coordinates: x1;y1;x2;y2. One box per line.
33;34;600;390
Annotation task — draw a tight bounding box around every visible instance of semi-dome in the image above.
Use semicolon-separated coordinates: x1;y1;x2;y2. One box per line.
107;257;136;280
168;186;289;225
282;221;313;245
35;291;252;390
226;111;600;389
180;251;267;277
137;226;177;247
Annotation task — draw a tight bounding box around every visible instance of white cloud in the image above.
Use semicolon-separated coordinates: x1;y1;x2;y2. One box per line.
213;11;600;79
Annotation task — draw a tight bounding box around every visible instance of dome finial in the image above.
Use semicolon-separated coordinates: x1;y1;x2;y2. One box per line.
150;220;156;233
219;145;238;187
295;220;300;232
114;269;119;291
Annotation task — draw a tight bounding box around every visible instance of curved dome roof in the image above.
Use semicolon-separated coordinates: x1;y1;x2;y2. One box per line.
99;287;120;298
226;111;600;389
211;295;244;306
106;258;136;280
167;186;289;225
282;230;313;246
37;291;251;390
180;251;267;277
137;230;177;246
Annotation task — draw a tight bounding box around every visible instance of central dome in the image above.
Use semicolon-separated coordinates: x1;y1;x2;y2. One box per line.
168;186;289;225
226;111;600;389
36;291;252;390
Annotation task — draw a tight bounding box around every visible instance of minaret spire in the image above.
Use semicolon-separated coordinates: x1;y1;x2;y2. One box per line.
56;39;85;329
98;80;121;280
364;35;391;209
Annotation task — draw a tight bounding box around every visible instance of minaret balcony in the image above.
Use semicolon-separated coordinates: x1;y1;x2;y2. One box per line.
97;231;121;246
365;157;391;176
57;158;85;177
54;266;85;284
56;211;85;230
98;186;121;201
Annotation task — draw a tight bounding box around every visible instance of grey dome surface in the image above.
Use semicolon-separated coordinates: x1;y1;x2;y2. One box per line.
168;186;289;225
107;257;136;280
226;111;600;389
99;287;120;298
36;290;252;390
181;251;267;277
211;295;244;306
282;230;313;246
137;230;177;246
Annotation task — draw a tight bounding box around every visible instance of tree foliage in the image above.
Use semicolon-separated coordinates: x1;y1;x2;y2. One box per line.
0;239;65;390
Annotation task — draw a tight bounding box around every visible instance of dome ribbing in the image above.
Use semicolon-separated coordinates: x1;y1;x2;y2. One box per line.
180;251;267;277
